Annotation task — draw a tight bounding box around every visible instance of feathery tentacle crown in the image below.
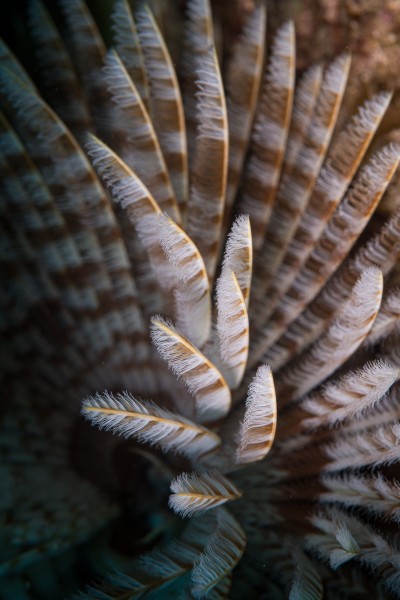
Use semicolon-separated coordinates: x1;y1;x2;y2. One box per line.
1;0;400;598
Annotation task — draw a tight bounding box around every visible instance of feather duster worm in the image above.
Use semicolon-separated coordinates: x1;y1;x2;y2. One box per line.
1;0;400;598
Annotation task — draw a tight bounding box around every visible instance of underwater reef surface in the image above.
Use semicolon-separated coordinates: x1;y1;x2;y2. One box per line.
1;0;400;598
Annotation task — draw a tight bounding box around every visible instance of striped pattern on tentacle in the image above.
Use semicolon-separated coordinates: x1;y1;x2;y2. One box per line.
136;5;188;220
238;21;296;251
